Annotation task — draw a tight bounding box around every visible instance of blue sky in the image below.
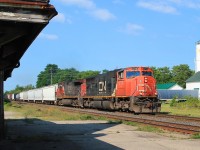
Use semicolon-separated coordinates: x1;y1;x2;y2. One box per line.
4;0;200;91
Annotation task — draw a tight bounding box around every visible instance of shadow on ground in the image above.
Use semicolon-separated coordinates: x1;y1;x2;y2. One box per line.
0;118;123;150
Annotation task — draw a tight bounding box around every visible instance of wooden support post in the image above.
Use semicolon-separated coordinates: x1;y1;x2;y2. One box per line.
0;70;4;140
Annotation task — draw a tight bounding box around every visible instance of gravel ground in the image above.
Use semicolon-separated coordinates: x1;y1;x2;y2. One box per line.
0;111;200;150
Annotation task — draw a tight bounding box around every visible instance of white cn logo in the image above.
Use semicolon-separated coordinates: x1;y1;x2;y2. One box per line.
99;81;106;92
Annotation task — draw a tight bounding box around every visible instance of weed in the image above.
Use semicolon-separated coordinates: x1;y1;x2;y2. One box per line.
80;114;94;120
123;121;138;126
191;133;200;139
170;96;178;107
137;125;163;133
107;120;122;124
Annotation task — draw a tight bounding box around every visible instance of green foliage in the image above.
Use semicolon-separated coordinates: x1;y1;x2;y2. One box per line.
170;96;178;107
77;70;100;79
152;66;173;84
192;133;200;139
36;64;59;88
183;96;200;108
152;64;194;88
5;84;34;95
171;64;194;88
137;125;163;133
169;96;200;108
102;69;109;74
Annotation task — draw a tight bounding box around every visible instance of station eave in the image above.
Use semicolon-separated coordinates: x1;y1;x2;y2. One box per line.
0;0;57;80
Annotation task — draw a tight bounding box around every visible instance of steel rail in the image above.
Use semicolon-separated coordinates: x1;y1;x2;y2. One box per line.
154;114;200;122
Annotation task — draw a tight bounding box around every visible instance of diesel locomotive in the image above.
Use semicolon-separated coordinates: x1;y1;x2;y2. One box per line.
11;66;161;114
56;66;161;113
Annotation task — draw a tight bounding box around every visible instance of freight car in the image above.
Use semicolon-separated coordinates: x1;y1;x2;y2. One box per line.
16;66;161;114
17;84;58;104
56;67;161;113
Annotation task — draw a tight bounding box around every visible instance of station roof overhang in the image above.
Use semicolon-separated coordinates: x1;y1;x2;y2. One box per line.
0;0;57;80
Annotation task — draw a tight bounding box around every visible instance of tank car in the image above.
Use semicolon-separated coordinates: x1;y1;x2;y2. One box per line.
56;66;161;113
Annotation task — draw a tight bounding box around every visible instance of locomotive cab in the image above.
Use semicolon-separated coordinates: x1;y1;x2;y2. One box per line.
116;67;157;97
116;67;160;113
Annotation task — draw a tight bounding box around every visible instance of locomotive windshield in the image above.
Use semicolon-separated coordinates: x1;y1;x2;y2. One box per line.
126;71;140;78
142;71;153;76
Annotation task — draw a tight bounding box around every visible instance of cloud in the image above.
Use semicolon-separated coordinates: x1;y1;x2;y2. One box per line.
39;33;58;40
137;0;200;14
52;13;69;23
90;9;116;21
137;1;178;14
169;0;200;9
59;0;116;21
119;23;144;35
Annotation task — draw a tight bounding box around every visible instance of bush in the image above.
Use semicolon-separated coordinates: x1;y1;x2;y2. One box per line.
184;96;200;108
170;97;178;107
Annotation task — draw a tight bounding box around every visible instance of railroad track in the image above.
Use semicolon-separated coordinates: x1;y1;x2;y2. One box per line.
154;114;200;122
14;101;200;134
57;107;200;134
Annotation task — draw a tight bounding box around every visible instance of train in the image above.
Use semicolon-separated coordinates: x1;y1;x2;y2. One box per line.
7;66;161;114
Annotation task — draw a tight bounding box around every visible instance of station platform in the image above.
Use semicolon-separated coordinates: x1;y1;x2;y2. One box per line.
0;0;57;139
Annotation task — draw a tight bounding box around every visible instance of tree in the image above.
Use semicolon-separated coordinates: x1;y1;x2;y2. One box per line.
77;70;100;79
55;68;79;82
5;84;34;94
171;64;194;88
102;69;109;74
36;64;59;88
152;66;172;83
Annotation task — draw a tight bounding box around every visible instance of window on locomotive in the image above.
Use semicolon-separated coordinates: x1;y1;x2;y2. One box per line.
142;71;153;76
118;71;124;79
126;71;140;78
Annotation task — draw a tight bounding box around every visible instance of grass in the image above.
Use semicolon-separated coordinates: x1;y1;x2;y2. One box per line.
161;103;200;117
191;133;200;139
4;101;108;121
123;121;164;133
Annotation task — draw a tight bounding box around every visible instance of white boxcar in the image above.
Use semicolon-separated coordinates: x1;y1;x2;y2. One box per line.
34;88;43;101
12;94;15;100
19;92;24;100
23;91;28;101
16;94;20;100
42;84;58;101
28;90;35;101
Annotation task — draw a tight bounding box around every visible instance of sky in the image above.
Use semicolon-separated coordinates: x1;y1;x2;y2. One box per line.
4;0;200;91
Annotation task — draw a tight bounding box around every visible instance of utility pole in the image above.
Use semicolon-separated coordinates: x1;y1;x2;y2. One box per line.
0;70;4;140
50;67;52;85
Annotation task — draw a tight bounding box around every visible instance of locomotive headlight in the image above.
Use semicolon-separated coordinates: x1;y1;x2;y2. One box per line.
144;77;148;83
155;92;157;95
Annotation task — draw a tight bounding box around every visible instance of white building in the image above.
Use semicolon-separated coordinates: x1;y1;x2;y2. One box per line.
195;41;200;73
186;41;200;97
